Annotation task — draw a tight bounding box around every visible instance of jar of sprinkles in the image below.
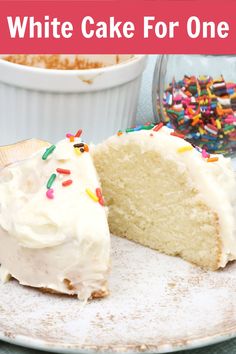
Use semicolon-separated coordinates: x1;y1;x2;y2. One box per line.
152;55;236;156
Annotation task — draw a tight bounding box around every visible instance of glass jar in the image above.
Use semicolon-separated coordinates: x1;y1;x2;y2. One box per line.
152;55;236;156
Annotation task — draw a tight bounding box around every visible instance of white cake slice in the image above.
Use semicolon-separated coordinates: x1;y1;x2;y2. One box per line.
0;136;110;300
93;124;236;270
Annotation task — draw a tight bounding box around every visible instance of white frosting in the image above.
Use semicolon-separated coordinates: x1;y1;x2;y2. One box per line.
94;126;236;268
0;138;110;299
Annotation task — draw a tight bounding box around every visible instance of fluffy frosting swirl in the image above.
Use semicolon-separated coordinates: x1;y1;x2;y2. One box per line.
0;137;110;299
0;138;109;249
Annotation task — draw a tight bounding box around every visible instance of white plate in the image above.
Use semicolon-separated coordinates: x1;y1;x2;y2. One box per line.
0;235;236;354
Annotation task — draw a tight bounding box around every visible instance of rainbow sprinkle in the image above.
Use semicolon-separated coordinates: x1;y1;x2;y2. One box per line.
207;157;219;162
125;123;155;133
75;129;82;138
153;122;164;132
42;145;56;160
56;168;71;175
47;173;56;189
46;188;54;199
86;188;99;202
96;188;105;206
201;149;210;159
170;131;185;139
74;148;82;156
62;179;73;187
177;146;193;153
84;144;89;152
74;143;85;149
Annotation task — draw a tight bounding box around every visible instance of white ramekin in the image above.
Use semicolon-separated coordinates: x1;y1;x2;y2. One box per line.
0;55;147;145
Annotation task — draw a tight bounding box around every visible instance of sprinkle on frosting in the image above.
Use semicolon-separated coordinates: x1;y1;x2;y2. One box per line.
56;168;71;175
95;188;102;199
153;122;164;132
62;179;73;187
125;122;155;133
84;144;89;152
126;128;135;133
42;145;56;160
142;123;155;130
74;148;82;156
202;149;210;159
177;146;194;153
75;129;82;138
69;136;75;142
207;157;219;163
46;188;54;199
96;188;105;206
170;132;185;139
86;188;99;202
47;173;57;189
117;130;123;136
74;143;84;149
